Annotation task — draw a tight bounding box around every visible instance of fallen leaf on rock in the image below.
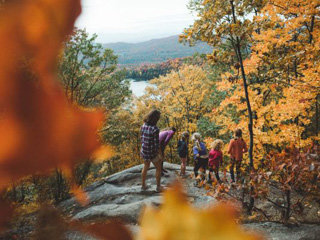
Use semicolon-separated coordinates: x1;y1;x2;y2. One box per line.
248;214;257;220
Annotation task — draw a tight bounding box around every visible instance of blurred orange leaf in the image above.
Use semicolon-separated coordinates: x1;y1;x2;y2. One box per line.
0;0;104;187
92;145;115;163
71;185;89;206
139;182;264;240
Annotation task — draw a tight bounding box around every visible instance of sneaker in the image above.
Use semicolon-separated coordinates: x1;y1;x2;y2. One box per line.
141;185;150;191
156;186;166;192
161;172;169;177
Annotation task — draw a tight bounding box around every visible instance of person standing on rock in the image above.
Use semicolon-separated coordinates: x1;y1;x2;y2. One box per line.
178;131;190;178
208;139;224;182
228;128;248;183
192;133;208;186
140;109;164;192
159;127;176;176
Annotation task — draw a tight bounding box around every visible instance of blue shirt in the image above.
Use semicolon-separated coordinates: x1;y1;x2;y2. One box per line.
193;142;207;159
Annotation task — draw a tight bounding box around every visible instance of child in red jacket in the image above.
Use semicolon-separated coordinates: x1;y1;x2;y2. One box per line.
208;139;224;182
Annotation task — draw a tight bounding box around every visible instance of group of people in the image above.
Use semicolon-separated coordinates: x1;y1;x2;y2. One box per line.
140;109;248;192
189;129;247;186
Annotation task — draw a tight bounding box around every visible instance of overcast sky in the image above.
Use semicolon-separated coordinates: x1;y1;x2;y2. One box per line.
76;0;196;44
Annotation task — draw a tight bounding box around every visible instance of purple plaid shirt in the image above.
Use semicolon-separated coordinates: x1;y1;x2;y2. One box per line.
140;123;160;161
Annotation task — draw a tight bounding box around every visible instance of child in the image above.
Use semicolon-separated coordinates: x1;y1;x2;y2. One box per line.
177;131;190;177
228;129;248;183
192;133;208;185
208;139;224;182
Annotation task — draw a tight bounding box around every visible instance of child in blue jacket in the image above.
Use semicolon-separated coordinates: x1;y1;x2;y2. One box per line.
192;133;208;184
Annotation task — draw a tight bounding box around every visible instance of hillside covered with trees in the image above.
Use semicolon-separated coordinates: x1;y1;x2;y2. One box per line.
125;54;207;80
103;35;213;66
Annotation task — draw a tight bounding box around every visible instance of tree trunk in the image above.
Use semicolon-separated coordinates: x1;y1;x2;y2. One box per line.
309;15;315;44
77;160;93;186
12;181;17;202
316;96;319;134
230;0;255;212
285;189;291;220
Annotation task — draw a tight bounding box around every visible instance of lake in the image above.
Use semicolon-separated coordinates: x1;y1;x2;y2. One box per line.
129;79;154;97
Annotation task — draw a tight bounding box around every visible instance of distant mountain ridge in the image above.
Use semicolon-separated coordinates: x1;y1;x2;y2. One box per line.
103;35;212;66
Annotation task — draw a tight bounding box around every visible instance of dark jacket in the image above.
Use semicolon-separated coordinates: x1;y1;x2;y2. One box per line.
178;140;188;158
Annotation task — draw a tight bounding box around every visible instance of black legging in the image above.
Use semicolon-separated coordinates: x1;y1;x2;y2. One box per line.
230;159;242;182
194;157;208;179
209;166;220;181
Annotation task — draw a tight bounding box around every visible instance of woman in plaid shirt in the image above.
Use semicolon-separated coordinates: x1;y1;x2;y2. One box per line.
141;109;164;192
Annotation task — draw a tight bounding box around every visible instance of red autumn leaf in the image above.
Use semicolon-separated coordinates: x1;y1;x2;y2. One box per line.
278;163;286;171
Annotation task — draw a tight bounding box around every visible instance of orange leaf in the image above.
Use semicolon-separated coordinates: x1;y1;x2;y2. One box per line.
0;0;104;189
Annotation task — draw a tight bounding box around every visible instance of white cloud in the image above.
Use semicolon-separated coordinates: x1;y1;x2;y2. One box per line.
76;0;195;43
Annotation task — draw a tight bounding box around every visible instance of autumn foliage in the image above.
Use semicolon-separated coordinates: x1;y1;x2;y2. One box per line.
179;0;320;220
0;0;106;231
